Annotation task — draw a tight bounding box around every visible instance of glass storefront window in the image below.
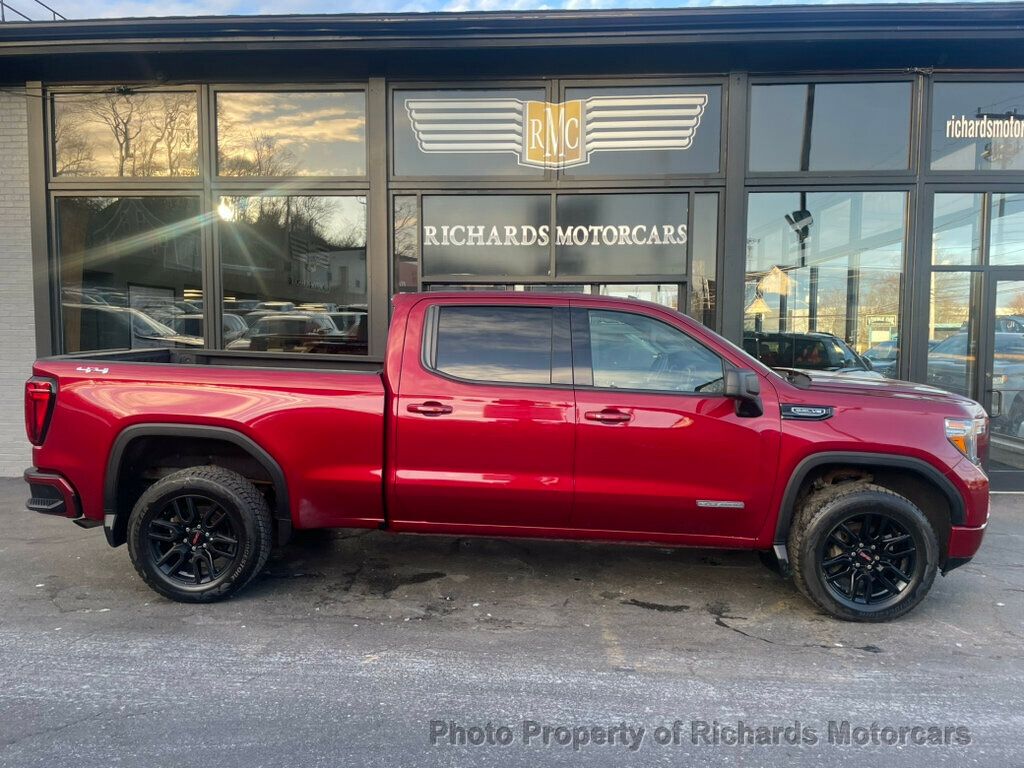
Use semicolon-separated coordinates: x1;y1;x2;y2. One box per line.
52;90;199;178
216;91;366;177
56;197;203;352
217;195;368;354
931;82;1024;171
688;192;718;328
989;193;1024;266
393;88;547;177
749;82;912;172
744;191;907;376
561;85;722;176
555;193;688;276
932;193;983;265
420;195;550;277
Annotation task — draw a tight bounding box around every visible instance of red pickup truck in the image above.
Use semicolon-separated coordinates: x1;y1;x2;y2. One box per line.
24;292;989;621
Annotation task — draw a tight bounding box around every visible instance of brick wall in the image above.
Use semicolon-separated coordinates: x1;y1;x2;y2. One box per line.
0;90;36;476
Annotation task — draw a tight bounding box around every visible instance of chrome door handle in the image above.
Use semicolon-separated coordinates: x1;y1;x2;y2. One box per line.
407;401;453;416
584;409;632;424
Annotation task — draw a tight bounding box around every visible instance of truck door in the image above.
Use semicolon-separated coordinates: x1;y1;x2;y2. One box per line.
570;304;781;541
391;298;575;531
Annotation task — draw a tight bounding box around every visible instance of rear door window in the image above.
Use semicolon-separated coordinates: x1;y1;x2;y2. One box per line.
433;306;554;385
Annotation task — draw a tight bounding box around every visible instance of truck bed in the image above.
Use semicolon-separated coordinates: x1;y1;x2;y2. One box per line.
31;351;388;531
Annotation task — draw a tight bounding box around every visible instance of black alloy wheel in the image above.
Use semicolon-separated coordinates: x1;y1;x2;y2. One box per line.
146;494;241;588
819;512;918;609
127;466;273;602
788;483;939;621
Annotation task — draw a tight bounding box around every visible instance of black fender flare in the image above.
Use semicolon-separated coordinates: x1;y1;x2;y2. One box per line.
103;423;291;547
773;451;966;548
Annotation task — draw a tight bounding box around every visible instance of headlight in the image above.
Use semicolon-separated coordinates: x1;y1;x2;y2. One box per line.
945;417;987;464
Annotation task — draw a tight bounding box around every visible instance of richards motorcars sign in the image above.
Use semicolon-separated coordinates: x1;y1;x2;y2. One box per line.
406;94;710;169
423;223;688;248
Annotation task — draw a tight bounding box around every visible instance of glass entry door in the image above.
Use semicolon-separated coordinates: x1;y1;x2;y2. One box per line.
984;275;1024;489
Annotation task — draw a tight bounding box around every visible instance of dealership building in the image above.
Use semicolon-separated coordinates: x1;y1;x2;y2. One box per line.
1;3;1024;484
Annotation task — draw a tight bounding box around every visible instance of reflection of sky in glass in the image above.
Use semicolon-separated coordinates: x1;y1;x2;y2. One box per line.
932;193;982;266
990;194;1024;266
217;91;366;177
436;306;552;384
750;83;911;172
746;192;906;273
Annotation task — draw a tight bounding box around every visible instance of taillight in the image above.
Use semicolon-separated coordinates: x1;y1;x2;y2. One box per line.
25;377;56;446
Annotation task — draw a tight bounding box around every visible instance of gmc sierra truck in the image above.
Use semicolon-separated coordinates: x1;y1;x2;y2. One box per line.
24;292;990;621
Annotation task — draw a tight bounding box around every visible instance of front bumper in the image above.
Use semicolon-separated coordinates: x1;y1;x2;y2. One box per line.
943;523;987;573
24;467;80;519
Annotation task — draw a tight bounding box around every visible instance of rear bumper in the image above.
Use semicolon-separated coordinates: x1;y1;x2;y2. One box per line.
24;467;80;519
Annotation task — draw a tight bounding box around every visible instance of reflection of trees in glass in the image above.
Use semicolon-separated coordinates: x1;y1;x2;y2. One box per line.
1005;291;1024;316
228;196;367;250
216;92;367;177
392;196;419;292
217;118;299;177
220;195;367;308
930;273;971;337
53;113;96;176
54;91;198;177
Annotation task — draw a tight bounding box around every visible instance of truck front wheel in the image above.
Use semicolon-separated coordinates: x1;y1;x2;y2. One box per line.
788;483;939;621
126;466;273;603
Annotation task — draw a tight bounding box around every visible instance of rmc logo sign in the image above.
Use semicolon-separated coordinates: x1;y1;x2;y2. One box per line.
406;94;709;169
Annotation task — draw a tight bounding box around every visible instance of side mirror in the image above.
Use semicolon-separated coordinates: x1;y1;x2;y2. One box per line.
724;368;764;417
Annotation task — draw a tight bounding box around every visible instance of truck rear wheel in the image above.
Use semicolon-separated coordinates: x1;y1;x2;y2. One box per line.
126;466;272;603
788;483;939;622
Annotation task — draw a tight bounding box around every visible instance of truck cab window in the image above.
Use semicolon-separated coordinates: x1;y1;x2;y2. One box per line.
433;306;553;385
587;310;724;393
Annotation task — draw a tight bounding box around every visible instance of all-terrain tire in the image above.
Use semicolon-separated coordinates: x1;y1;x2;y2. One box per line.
788;483;939;622
127;466;273;603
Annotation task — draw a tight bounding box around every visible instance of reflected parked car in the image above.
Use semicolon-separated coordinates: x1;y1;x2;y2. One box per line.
62;303;204;350
927;332;1024;435
991;316;1024;333
863;340;899;378
226;312;365;354
743;331;881;378
170;313;247;343
223;299;261;314
253;301;296;313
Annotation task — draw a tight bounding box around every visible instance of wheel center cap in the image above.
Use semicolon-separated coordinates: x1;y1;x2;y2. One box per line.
191;531;204;547
857;550;873;563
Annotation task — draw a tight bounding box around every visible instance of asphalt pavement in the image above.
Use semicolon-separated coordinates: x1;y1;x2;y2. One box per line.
0;477;1021;767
